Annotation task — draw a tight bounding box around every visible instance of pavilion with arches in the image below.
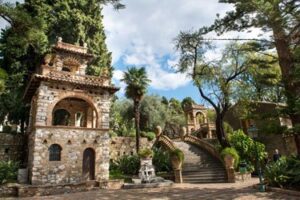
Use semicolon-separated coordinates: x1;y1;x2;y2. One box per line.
24;38;118;185
184;104;216;139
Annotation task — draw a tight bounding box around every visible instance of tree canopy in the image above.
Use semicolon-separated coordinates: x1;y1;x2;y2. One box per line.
0;0;120;130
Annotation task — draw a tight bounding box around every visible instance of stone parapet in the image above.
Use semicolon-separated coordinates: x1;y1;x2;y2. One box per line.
110;137;154;160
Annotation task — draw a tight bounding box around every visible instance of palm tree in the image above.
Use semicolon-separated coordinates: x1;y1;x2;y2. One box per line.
122;67;150;153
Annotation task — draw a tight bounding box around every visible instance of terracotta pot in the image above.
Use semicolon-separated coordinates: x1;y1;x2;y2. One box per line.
224;155;235;169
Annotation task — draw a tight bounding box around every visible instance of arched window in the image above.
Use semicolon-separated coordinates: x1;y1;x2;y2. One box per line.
196;112;206;124
49;144;62;161
53;109;71;126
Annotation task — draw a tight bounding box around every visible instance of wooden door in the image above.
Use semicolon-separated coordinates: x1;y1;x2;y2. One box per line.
82;148;95;180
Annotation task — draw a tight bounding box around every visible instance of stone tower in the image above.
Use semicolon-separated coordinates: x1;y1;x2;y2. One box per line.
24;39;118;185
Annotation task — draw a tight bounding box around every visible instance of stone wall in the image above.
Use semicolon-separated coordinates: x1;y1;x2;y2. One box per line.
0;133;24;162
0;184;18;197
28;127;110;185
110;137;154;160
258;134;297;157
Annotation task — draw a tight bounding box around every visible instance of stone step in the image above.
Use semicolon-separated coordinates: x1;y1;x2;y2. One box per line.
182;178;227;183
183;166;225;171
173;141;227;183
183;175;227;179
182;170;226;175
183;176;227;181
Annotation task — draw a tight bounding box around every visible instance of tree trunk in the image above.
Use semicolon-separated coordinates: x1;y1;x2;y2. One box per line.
215;113;231;148
272;24;300;154
134;100;140;153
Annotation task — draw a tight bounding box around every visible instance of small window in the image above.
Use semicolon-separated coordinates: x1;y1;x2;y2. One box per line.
62;67;71;72
49;144;62;161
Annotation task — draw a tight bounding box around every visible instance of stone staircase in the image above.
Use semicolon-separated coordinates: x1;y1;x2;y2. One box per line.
174;141;227;183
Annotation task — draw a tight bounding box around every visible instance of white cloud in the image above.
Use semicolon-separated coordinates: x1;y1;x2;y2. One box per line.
102;0;254;91
122;41;190;90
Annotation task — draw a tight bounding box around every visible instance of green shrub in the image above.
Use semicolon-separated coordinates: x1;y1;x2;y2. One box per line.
0;161;19;184
2;126;11;133
170;148;184;162
138;148;153;159
265;155;300;188
108;130;118;138
228;129;266;172
265;157;290;188
152;147;172;172
115;155;140;175
224;122;234;135
220;147;239;168
141;131;156;141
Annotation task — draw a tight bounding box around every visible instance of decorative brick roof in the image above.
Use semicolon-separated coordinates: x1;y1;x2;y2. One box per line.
53;41;94;58
24;71;119;101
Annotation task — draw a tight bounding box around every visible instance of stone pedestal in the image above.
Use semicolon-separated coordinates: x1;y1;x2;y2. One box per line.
174;169;183;183
17;168;28;184
139;158;155;183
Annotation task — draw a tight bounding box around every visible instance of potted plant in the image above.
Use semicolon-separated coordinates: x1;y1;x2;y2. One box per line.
138;148;153;159
170;148;184;170
221;147;239;169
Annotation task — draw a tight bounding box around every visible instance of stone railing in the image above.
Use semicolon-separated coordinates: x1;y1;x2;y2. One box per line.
157;135;176;151
155;127;182;183
183;135;222;162
183;135;235;183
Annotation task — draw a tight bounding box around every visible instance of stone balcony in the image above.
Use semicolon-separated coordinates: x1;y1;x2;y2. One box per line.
39;66;111;87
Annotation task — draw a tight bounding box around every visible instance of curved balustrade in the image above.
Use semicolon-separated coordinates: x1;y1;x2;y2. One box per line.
157;135;176;151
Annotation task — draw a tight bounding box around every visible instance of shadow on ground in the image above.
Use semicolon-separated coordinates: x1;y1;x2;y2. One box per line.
10;183;293;200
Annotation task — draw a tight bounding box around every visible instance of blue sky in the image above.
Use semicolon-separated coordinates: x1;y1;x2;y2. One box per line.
1;0;264;104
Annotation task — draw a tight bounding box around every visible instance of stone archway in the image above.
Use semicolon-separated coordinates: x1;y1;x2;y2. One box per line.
82;148;95;181
46;93;100;128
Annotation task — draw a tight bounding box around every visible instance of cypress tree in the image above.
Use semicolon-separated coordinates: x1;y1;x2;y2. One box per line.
24;0;113;76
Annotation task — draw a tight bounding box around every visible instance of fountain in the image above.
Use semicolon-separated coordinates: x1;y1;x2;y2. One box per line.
123;147;173;189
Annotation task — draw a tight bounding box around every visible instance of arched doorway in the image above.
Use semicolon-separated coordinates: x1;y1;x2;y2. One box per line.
82;148;95;181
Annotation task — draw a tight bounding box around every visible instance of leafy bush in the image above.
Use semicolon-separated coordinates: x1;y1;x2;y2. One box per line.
0;161;19;184
228;129;266;172
285;155;300;186
224;122;234;135
152;147;172;172
2;126;12;133
265;157;290;188
113;155;140;175
138;148;153;159
170;148;184;162
108;130;118;138
221;147;239;168
265;156;300;188
141;131;156;141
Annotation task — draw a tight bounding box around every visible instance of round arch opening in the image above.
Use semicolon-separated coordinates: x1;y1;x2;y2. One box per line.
52;97;98;128
196;112;206;124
